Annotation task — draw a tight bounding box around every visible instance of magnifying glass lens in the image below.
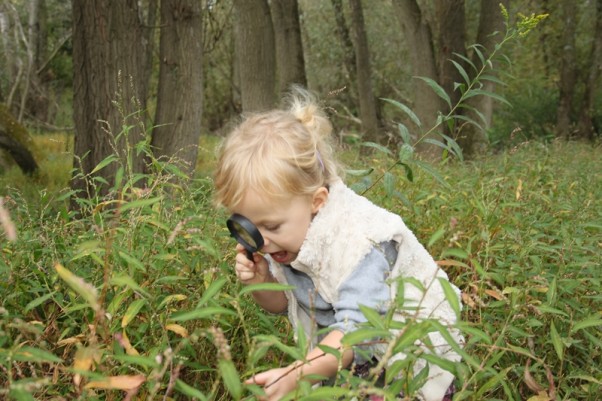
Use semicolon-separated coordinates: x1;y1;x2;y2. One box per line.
227;214;265;260
231;220;258;248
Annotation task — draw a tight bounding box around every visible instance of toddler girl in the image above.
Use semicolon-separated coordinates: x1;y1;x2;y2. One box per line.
214;88;463;401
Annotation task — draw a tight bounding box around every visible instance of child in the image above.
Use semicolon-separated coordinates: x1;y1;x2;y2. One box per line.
213;88;463;401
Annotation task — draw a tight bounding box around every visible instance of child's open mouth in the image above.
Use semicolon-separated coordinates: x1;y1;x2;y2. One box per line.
270;251;290;264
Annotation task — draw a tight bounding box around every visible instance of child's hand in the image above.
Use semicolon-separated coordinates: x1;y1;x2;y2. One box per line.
234;244;269;284
246;366;297;401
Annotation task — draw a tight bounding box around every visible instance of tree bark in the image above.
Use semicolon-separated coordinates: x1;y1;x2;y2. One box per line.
436;0;466;111
331;0;357;90
271;0;307;94
349;0;380;143
392;0;442;157
577;0;602;140
232;0;277;112
71;0;148;199
556;1;578;138
458;0;508;157
151;0;203;177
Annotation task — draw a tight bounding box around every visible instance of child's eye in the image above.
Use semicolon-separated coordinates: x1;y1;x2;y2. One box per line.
264;224;281;232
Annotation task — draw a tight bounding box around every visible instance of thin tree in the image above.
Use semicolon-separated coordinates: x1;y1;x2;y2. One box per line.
349;0;380;143
232;0;277;112
577;0;602;140
71;0;148;199
391;0;442;157
151;0;204;177
555;1;578;138
271;0;307;94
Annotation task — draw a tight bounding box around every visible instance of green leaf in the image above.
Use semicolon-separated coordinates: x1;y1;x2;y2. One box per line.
361;141;392;155
341;328;391;347
197;277;228;307
452;52;477;72
345;168;374;177
170;306;236;322
550;321;564;361
219;360;241;400
450;59;470;84
298;386;350;400
412;160;450;188
110;274;150;298
571;317;602;333
440;248;468;259
13;346;62;363
414;76;451;108
397;122;411;144
238;282;295;296
119;196;163;212
175;379;208;400
463;89;512;107
427;227;445;248
9;389;36;401
359;304;386;330
381;98;421;128
118;251;145;273
438;278;461;319
90;155;118;174
398;144;414;163
24;292;56;313
121;298;147;328
254;335;304;360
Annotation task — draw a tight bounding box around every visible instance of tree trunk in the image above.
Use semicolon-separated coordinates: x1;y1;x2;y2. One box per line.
435;0;466;111
391;0;442;157
577;0;602;140
71;0;148;199
458;0;508;157
151;0;203;177
232;0;277;112
271;0;307;94
556;1;578;138
331;0;357;93
349;0;380;143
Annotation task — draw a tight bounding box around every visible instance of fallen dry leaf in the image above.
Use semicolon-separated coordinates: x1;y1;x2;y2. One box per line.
85;374;145;390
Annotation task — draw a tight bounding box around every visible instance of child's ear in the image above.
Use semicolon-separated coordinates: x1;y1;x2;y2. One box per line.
311;186;329;214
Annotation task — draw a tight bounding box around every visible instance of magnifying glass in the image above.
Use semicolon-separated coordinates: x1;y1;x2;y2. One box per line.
226;213;264;261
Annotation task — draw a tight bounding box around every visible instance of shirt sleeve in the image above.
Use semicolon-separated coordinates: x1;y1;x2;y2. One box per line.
330;242;395;334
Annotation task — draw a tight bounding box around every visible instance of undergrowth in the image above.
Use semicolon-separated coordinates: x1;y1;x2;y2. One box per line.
0;138;600;401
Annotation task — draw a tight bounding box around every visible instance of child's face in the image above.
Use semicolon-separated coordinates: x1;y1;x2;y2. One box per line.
232;187;328;265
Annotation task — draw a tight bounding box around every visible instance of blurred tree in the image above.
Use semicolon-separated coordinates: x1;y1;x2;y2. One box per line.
349;0;380;143
71;0;149;198
151;0;204;177
271;0;307;94
577;0;602;140
556;1;578;139
391;0;442;157
393;0;509;158
232;0;277;112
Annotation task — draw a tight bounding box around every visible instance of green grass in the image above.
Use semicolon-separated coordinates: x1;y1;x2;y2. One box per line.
0;138;600;400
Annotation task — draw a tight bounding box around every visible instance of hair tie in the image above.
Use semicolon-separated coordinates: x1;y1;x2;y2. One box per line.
316;150;325;172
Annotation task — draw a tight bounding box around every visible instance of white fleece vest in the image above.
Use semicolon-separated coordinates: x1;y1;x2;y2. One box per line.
268;180;464;401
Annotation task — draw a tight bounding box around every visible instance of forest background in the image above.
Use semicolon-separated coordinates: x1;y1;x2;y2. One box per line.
0;0;601;401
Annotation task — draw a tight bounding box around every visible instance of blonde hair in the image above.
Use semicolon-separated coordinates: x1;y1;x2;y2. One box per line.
214;87;341;209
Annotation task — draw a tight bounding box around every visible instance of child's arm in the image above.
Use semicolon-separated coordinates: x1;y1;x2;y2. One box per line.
234;244;288;313
247;330;353;401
